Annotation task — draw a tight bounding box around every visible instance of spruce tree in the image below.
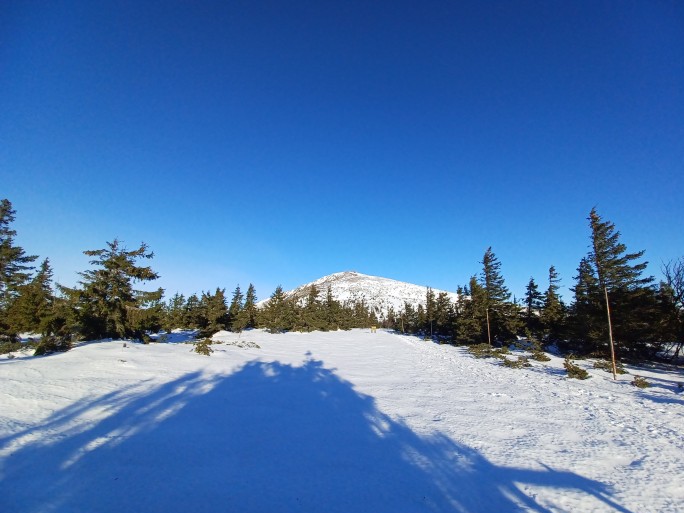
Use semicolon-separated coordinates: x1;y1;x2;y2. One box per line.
351;299;371;329
587;208;655;360
200;288;228;335
455;276;487;344
401;302;417;333
299;285;324;331
61;239;162;340
184;293;202;328
323;286;343;330
164;292;186;331
7;258;55;335
479;247;521;344
228;285;243;330
434;291;453;337
0;200;38;339
233;284;257;331
416;304;426;334
569;257;602;353
540;265;565;343
425;287;436;337
263;285;293;333
523;276;543;337
244;284;258;328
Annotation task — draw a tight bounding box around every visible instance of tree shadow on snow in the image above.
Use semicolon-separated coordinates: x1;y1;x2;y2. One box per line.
0;357;633;513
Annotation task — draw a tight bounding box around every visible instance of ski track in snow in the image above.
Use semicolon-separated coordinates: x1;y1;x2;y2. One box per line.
1;329;682;513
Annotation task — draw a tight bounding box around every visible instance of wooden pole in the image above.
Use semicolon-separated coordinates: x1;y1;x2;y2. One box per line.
486;308;492;346
604;286;617;380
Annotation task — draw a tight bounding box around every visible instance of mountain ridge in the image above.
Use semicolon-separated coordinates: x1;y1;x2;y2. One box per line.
260;271;459;318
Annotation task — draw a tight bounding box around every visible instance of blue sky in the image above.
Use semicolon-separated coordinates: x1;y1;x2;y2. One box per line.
2;1;683;302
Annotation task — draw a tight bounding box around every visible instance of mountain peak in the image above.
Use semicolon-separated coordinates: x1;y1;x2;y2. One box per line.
266;271;458;318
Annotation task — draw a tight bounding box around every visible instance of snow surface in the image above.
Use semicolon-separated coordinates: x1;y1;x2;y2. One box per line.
258;271;460;318
1;330;683;513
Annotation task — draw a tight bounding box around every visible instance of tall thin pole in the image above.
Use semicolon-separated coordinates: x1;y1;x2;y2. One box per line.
486;308;492;346
604;286;617;380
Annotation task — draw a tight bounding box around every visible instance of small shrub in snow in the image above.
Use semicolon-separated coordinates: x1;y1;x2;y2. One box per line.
228;340;260;349
0;340;22;355
491;348;508;360
467;343;511;360
467;344;508;360
564;358;590;380
593;359;628;375
33;336;72;356
502;356;531;369
193;338;213;356
531;350;551;362
631;376;649;388
467;344;493;358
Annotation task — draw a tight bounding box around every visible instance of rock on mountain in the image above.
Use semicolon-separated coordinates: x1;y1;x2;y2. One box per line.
260;271;459;318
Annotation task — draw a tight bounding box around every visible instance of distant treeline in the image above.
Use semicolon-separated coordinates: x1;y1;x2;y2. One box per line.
1;198;682;362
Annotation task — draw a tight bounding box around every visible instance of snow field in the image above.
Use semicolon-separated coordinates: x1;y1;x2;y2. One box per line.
1;329;682;512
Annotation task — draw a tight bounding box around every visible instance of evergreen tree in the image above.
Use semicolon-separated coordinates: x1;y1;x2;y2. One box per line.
540;265;565;343
401;302;417;333
244;284;258;328
164;292;186;331
0;199;38;339
263;285;293;333
61;239;162;340
228;285;243;330
323;286;343;330
233;283;257;331
351;298;371;328
384;306;397;331
568;257;602;352
7;258;55;335
587;208;656;358
523;276;543;337
434;291;453;337
127;294;164;339
424;287;436;337
298;285;324;331
416;304;426;334
184;293;202;328
455;276;487;343
200;288;228;335
479;247;521;344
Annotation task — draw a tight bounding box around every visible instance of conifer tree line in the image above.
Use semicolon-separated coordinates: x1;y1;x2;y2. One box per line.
162;283;379;337
1;198;683;362
387;208;683;362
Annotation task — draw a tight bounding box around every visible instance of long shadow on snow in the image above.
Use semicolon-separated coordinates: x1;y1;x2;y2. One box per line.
0;357;632;513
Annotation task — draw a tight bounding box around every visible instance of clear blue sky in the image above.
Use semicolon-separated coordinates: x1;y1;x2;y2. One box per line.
2;1;683;302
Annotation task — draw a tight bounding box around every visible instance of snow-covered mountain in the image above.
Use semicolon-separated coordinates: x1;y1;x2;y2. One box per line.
260;271;459;317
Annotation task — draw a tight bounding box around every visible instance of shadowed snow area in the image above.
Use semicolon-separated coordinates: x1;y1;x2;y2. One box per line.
2;330;681;512
1;358;626;513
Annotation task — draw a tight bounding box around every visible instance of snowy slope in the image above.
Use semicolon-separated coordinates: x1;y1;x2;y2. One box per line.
259;271;459;317
1;331;683;512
